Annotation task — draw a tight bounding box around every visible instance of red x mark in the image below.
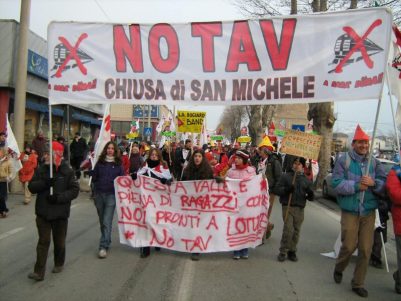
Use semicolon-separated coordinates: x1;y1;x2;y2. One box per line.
55;33;88;78
334;19;382;73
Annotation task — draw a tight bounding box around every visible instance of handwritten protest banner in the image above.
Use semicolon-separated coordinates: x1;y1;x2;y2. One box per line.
115;174;269;252
280;129;322;160
177;110;206;133
48;9;391;106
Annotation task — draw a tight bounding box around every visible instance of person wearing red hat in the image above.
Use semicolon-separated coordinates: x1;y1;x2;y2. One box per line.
332;124;387;298
27;141;79;281
226;149;256;259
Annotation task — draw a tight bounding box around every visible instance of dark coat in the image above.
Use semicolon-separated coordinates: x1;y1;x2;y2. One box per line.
70;137;88;159
28;161;79;220
31;136;47;159
91;161;125;194
275;171;314;208
173;147;192;178
265;154;283;194
129;154;144;175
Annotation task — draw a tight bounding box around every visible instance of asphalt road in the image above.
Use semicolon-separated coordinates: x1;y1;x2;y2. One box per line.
1;186;400;301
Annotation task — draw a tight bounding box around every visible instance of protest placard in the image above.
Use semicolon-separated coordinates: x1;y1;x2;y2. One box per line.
280;129;322;160
177;111;206;133
115;174;269;252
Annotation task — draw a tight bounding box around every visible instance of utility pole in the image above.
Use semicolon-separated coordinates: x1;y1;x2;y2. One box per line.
11;0;31;193
13;0;30;151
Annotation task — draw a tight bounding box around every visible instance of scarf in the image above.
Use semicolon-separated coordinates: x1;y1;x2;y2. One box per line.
147;159;160;169
105;155;115;163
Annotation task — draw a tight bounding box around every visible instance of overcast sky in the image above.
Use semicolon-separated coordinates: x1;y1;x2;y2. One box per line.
0;0;398;135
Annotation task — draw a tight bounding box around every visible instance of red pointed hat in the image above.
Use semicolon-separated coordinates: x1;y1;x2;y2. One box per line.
353;124;370;141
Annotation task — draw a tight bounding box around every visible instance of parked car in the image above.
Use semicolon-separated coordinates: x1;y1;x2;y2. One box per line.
322;157;396;199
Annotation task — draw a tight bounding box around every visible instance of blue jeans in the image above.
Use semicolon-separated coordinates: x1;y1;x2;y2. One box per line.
94;192;116;250
234;248;248;257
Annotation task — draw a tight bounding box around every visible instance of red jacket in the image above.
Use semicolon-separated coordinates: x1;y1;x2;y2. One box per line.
19;152;38;183
386;169;401;235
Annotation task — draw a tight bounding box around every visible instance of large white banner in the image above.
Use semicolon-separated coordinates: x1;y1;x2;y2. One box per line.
48;8;392;105
115;174;269;252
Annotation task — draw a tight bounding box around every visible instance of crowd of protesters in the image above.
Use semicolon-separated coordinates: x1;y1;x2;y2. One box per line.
1;124;401;298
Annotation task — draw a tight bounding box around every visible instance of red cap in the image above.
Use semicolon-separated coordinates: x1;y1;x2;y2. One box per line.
52;141;64;152
269;122;275;130
353;124;370;141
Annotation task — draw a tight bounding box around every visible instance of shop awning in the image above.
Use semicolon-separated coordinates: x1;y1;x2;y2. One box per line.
26;100;64;117
72;113;102;126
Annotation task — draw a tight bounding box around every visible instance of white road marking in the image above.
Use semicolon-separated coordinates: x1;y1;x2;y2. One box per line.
71;203;79;209
176;259;195;301
0;227;24;240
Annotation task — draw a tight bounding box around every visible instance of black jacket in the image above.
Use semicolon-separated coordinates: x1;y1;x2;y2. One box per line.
29;161;79;220
70;137;88;158
265;154;283;194
275;171;314;208
173;147;192;178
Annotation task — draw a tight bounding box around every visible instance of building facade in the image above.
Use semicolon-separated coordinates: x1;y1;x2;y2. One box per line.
111;104;171;143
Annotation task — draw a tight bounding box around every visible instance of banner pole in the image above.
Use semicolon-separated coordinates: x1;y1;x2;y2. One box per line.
358;74;385;204
128;142;133;159
386;68;401;167
49;104;53;195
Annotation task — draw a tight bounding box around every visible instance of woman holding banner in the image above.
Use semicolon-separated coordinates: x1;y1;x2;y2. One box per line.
135;147;172;258
91;141;125;259
181;149;214;261
226;149;256;260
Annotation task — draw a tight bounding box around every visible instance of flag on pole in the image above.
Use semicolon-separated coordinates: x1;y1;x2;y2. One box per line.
91;104;111;169
158;135;167;149
5;116;22;180
389;25;401;126
155;114;166;134
167;111;176;132
199;121;208;147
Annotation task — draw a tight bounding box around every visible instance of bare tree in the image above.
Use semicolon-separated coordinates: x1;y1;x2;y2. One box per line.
218;106;247;142
233;0;401;25
246;105;278;144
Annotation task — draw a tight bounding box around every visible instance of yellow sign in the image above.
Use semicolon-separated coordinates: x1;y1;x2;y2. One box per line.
177;110;206;133
237;136;252;143
126;132;139;139
280;129;322;160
